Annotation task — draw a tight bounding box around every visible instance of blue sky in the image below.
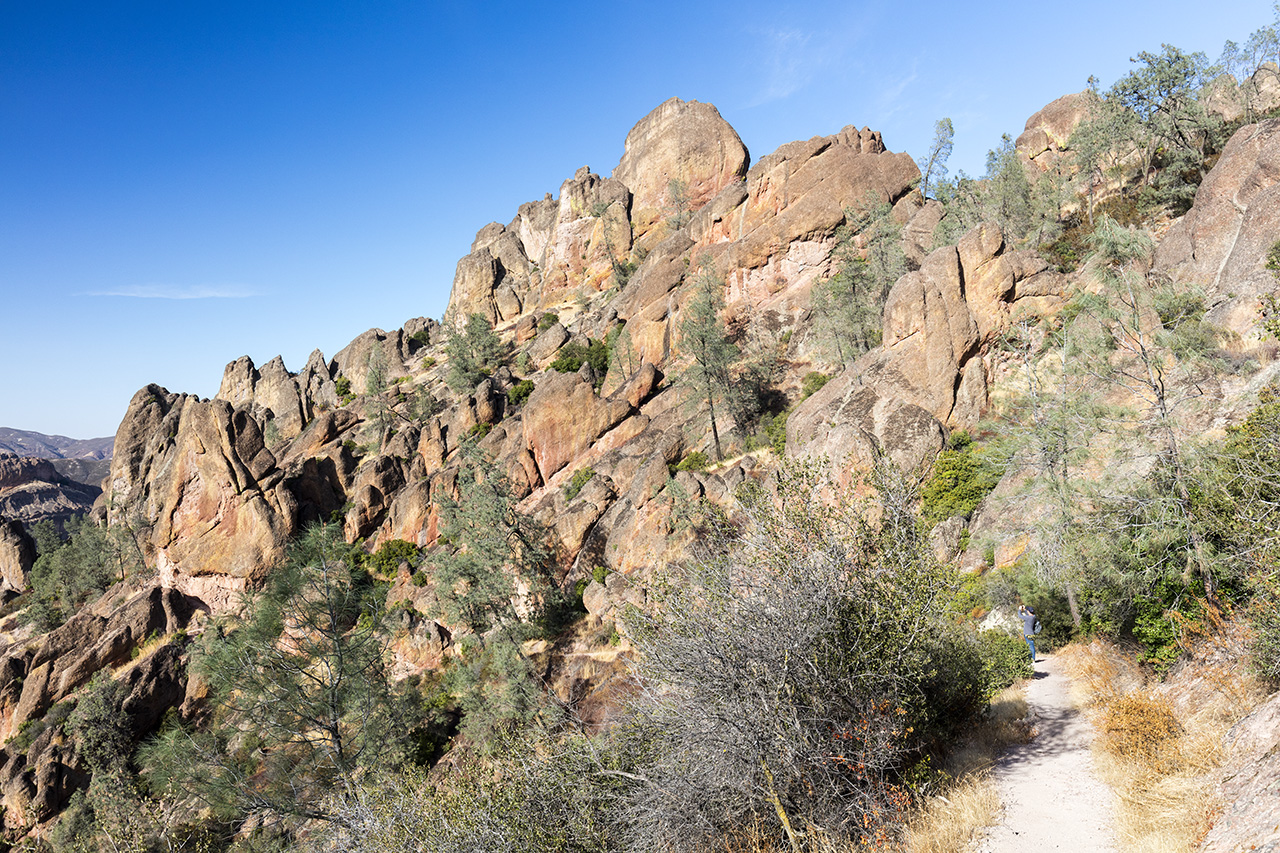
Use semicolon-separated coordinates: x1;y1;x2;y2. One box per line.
2;0;1273;439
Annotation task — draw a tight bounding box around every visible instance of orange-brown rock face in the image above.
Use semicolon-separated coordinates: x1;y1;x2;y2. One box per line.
445;97;916;348
521;371;635;482
787;219;1068;483
1015;91;1089;173
1154;118;1280;344
106;385;357;611
612;97;749;232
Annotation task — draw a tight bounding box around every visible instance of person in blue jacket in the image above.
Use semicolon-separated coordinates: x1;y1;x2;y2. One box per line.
1018;604;1040;665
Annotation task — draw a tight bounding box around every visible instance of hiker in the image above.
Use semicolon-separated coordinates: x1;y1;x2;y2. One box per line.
1019;604;1040;664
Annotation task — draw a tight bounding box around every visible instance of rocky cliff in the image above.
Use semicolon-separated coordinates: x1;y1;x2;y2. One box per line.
2;91;1279;842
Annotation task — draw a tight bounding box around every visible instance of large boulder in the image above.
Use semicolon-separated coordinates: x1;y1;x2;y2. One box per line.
1153;118;1280;344
786;353;947;481
0;520;34;595
611;97;749;232
1016;92;1090;173
521;372;635;482
107;388;316;610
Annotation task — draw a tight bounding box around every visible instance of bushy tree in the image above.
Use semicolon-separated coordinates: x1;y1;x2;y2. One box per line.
426;443;556;743
809;198;906;367
142;522;405;829
623;459;983;851
1070;217;1226;612
677;268;741;460
27;515;145;629
445;313;509;392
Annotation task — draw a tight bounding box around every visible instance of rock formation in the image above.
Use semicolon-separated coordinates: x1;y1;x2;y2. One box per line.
0;453;101;527
1154;117;1280;344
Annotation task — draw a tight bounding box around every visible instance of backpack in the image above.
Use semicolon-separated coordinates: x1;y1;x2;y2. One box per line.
1033;618;1042;635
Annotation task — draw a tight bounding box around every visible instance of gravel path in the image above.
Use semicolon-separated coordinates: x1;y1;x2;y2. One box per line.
971;654;1120;853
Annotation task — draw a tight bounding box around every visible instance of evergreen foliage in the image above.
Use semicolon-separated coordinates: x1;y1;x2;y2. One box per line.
550;338;610;378
142;522;406;829
426;443;557;743
919;436;1002;527
26;516;144;630
810;198;904;366
677;268;741;460
446;313;509;392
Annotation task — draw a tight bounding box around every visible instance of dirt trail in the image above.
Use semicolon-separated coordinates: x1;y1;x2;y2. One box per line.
971;654;1120;853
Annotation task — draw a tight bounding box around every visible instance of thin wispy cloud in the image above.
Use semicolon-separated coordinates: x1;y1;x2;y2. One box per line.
749;27;815;106
85;284;256;299
875;64;920;123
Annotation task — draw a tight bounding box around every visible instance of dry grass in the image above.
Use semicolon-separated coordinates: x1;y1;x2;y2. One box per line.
899;684;1032;853
900;775;1001;853
1058;639;1264;853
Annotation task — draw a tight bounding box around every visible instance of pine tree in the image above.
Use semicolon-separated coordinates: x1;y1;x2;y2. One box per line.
142;523;405;828
428;443;555;743
678;268;739;460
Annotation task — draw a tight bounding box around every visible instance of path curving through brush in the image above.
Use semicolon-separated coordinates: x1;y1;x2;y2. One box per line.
970;654;1121;853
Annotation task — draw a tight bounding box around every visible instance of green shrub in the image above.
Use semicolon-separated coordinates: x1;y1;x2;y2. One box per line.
538;312;560;331
507;379;534;407
366;539;418;577
674;451;710;473
564;467;596;502
801;371;831;399
550;339;610;377
920;441;1002;526
763;409;790;456
408;328;431;348
467;422;492;439
976;629;1033;698
335;376;354;402
421;356;437;370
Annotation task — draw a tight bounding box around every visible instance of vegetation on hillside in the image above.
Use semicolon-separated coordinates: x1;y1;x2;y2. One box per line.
9;10;1280;852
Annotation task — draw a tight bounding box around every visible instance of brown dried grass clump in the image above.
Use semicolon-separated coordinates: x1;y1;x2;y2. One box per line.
1100;693;1182;771
899;684;1031;853
1059;636;1266;853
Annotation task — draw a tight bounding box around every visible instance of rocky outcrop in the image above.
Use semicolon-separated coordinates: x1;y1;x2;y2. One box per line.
788;220;1067;480
1016;91;1089;173
1153;118;1280;343
0;520;34;596
446;96;916;362
0;586;194;831
1201;688;1280;853
107;387;350;608
521;371;636;483
0;453;101;526
217;355;311;441
612;97;749;231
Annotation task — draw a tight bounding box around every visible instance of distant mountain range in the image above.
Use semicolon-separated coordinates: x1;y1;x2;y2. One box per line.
0;427;114;460
0;429;114;525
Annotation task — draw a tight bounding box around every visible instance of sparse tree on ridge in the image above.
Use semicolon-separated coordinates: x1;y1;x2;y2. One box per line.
917;117;954;200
